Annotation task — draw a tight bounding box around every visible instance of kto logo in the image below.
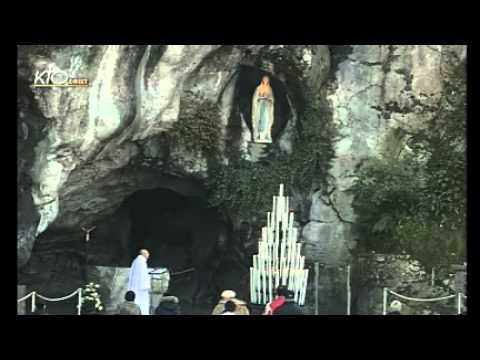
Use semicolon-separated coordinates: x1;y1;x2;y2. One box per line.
32;64;89;88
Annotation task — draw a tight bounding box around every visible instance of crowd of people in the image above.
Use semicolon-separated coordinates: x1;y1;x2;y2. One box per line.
123;248;306;315
114;285;304;315
31;249;412;315
122;248;413;315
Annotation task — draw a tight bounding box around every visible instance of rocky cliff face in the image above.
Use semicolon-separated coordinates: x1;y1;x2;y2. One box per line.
303;45;466;267
17;45;466;308
17;45;323;266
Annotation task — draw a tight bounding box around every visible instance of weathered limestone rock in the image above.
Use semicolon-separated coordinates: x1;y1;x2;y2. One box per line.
17;285;27;314
309;191;337;222
18;45;311;264
319;45;466;264
18;45;466;313
302;222;352;266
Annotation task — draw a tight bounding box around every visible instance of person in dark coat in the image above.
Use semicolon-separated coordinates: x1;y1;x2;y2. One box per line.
116;290;142;315
273;290;303;315
263;285;287;315
154;294;181;315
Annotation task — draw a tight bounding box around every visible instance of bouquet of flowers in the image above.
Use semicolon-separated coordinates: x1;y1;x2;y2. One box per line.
81;282;104;314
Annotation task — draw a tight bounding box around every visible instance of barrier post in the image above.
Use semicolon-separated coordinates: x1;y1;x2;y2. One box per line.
431;267;435;287
314;262;319;315
457;293;462;315
31;292;36;313
347;265;351;315
78;288;82;315
382;288;388;315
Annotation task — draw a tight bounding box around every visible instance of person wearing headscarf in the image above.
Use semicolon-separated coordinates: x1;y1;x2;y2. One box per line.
387;300;402;315
272;290;303;315
212;290;250;315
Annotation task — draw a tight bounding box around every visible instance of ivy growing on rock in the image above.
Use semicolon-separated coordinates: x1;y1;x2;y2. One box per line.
169;98;223;159
206;87;339;222
349;61;466;269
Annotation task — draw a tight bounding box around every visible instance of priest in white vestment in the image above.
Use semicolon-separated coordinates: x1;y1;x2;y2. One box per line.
128;249;151;315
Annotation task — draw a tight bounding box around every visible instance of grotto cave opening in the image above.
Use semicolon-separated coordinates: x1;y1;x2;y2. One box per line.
107;186;248;307
236;65;291;141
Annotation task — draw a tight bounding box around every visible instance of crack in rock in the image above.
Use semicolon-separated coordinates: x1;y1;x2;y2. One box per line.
325;191;355;224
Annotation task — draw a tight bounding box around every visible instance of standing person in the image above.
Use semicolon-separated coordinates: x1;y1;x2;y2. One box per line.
212;290;250;315
128;249;151;315
116;291;142;315
220;301;237;315
263;285;287;315
273;290;303;315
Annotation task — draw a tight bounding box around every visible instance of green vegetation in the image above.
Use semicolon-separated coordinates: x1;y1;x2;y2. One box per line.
169;99;223;158
349;61;466;269
206;88;339;220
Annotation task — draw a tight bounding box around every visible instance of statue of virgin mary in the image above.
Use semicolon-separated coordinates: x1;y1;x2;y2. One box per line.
252;75;274;143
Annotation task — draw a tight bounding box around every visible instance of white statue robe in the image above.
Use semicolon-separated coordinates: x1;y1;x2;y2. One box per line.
252;86;274;143
128;255;151;315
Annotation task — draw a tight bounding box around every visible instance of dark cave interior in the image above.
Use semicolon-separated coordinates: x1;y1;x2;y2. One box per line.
21;185;250;307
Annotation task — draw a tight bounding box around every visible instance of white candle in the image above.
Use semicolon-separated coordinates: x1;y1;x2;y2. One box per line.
294;270;300;303
256;268;259;304
272;241;276;277
298;270;304;305
279;197;284;224
265;253;268;303
262;258;267;304
302;269;309;305
256;268;261;304
274;199;277;228
290;269;295;299
257;256;262;304
276;240;280;269
275;213;280;243
255;268;259;304
283;198;289;231
298;269;302;300
268;262;273;302
298;270;303;305
293;253;297;273
250;267;254;303
288;236;294;272
279;183;284;197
